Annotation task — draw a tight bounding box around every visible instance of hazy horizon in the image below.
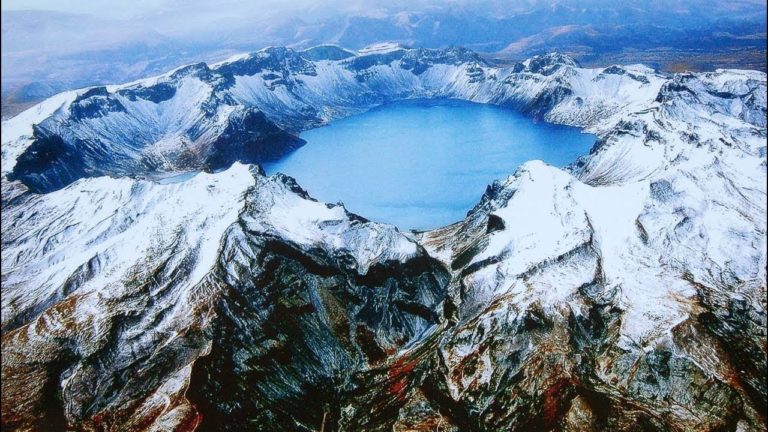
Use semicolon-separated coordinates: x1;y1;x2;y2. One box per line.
2;0;765;117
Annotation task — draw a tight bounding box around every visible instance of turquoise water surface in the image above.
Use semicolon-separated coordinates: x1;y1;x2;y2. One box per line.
263;99;595;230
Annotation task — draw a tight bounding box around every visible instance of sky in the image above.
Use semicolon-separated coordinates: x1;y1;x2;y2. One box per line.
4;0;765;27
0;0;544;20
0;0;538;42
0;0;436;18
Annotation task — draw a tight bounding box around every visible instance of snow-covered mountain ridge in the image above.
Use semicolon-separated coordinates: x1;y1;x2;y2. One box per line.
3;44;713;194
1;45;766;431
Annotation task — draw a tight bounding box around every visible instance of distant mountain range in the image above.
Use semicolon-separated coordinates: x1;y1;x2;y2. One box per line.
2;0;766;117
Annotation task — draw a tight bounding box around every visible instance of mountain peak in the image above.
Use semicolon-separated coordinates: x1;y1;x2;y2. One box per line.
358;42;409;54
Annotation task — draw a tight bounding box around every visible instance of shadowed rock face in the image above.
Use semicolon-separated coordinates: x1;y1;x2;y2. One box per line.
187;235;449;431
7;104;304;193
203;108;305;171
1;46;766;431
7;126;90;194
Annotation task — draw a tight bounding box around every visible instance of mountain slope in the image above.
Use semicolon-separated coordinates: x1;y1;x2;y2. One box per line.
1;46;766;431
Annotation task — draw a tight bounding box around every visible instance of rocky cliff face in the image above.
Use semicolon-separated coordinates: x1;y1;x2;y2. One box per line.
1;45;766;431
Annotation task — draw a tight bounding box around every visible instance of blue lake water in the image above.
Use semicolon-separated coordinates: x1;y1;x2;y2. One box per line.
263;98;595;231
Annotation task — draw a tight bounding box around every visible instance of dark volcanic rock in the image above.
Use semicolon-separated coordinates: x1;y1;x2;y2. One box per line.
187;231;450;431
204;108;305;170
